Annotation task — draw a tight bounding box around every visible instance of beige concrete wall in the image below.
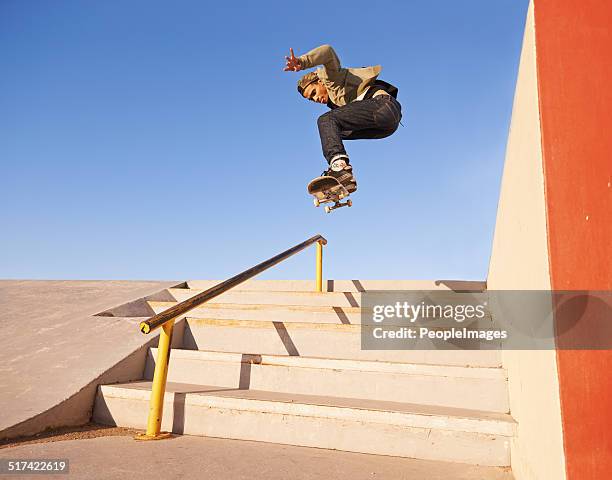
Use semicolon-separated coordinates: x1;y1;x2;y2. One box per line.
487;2;566;479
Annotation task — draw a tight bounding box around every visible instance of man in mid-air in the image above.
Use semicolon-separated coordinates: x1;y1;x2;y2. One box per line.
284;44;402;194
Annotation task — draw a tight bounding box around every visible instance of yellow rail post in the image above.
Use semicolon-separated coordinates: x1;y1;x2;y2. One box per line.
135;319;175;440
316;240;323;292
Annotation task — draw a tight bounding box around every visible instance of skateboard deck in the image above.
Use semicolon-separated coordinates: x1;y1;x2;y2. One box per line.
307;176;353;213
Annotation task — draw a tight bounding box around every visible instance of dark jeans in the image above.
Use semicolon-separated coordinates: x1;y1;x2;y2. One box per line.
317;95;402;163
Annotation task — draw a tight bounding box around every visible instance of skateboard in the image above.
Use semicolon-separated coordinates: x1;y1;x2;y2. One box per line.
307;176;353;213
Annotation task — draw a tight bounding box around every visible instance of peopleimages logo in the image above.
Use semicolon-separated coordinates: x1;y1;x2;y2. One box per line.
372;301;487;323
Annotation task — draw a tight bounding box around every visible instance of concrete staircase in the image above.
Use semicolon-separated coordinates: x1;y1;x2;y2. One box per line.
93;280;514;467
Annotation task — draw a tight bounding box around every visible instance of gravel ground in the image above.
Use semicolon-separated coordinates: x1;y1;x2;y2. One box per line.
0;423;140;449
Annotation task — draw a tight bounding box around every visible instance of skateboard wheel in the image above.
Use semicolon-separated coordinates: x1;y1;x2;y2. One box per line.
324;206;331;214
347;199;352;207
339;193;345;199
313;198;320;207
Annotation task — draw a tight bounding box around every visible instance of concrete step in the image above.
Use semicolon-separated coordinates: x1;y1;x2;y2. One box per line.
168;288;488;311
182;317;502;367
168;289;366;307
148;301;363;324
144;348;509;413
93;381;513;466
150;301;492;329
186;279;487;292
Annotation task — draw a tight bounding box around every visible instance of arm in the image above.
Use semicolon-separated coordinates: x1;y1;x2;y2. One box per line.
297;44;341;73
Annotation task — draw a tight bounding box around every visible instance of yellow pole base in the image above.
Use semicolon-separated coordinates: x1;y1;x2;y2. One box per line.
134;432;173;441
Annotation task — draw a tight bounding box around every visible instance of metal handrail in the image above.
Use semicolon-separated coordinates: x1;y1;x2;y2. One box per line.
134;234;327;441
140;234;327;334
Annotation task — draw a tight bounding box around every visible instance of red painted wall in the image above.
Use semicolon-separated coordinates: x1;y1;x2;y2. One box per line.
534;0;612;478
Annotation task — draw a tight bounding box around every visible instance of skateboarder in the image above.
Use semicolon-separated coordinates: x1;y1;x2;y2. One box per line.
284;44;402;194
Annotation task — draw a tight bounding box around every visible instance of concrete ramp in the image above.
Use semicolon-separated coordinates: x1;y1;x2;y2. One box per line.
0;280;179;440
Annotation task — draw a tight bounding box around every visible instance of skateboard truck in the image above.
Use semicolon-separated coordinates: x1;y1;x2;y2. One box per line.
320;198;352;213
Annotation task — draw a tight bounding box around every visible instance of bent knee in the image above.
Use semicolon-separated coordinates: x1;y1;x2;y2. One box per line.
317;111;334;128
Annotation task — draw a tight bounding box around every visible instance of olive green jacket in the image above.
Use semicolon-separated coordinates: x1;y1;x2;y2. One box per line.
298;44;382;106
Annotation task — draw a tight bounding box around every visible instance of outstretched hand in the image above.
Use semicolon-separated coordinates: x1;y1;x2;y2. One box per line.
284;48;302;72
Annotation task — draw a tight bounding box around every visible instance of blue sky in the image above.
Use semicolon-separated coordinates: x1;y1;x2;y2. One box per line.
1;0;530;281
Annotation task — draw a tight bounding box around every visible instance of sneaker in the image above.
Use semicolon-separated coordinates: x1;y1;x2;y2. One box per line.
321;157;357;193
